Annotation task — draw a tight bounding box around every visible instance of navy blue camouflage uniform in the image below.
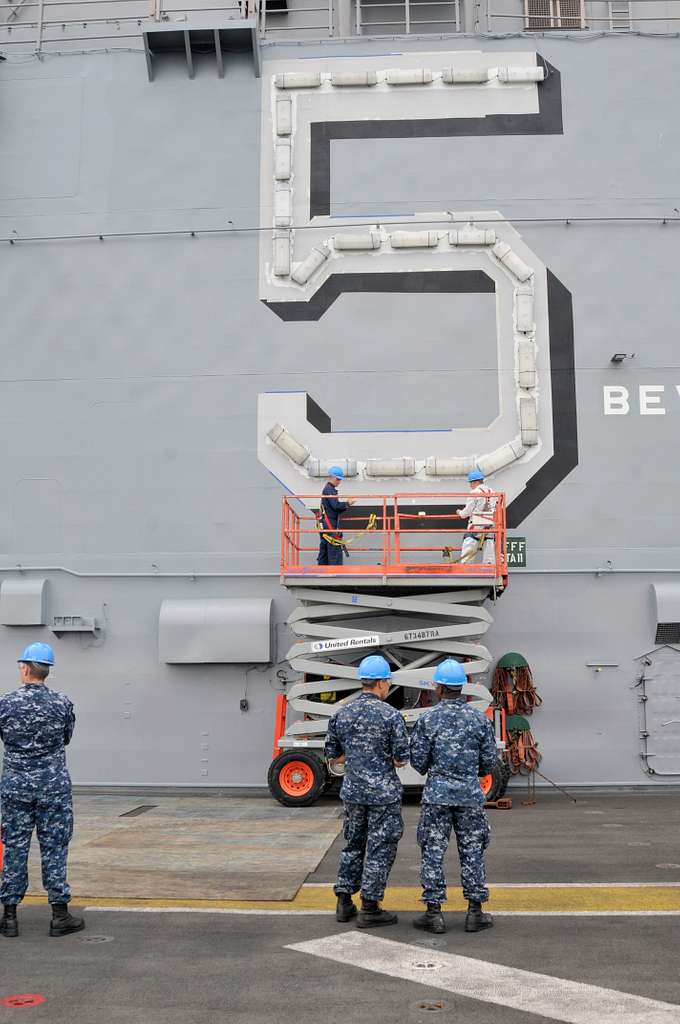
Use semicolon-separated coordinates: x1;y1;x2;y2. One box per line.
0;685;76;906
317;482;349;567
410;697;497;905
325;692;409;902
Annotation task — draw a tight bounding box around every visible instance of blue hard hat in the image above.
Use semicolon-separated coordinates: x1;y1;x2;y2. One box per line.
358;655;391;681
328;465;344;480
18;642;55;666
468;468;485;483
432;658;467;688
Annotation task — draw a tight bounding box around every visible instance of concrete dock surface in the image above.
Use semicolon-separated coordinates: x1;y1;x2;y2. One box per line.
2;790;680;1023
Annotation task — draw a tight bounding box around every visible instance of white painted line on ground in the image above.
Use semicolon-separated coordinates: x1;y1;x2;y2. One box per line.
286;932;680;1024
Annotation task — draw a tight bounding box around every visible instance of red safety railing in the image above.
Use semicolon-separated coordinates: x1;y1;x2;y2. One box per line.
281;492;507;584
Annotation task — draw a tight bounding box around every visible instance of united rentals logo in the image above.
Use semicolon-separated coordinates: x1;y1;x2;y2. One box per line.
310;635;380;654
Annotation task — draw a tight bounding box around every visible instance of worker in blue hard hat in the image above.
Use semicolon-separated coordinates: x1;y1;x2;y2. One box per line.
454;468;497;564
410;658;497;935
0;643;85;939
317;465;354;567
324;654;409;929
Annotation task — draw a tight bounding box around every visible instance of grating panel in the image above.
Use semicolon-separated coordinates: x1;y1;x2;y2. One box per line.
525;0;583;29
656;623;680;645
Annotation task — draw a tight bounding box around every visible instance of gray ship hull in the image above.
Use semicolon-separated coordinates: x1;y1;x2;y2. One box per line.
1;28;679;788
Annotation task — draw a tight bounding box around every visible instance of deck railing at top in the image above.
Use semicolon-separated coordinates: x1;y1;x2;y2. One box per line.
486;0;680;32
280;492;507;583
3;0;678;51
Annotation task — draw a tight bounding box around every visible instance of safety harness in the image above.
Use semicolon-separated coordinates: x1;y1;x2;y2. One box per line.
492;664;542;716
504;714;542;775
442;486;495;563
492;657;543;776
315;506;378;554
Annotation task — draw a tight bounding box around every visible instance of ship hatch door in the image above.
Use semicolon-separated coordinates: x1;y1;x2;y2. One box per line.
640;646;680;776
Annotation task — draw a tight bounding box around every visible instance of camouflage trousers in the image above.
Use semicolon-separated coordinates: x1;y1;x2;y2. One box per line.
417;803;490;905
334;801;404;902
0;793;73;905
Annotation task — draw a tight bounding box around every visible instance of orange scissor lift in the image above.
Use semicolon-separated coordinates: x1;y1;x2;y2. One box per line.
268;493;510;806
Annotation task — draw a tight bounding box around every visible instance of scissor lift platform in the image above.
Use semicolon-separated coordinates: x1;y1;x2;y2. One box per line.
280;493;508;590
270;492;510;806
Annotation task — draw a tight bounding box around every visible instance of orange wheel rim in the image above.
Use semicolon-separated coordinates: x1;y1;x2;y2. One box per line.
479;774;492;796
279;761;315;797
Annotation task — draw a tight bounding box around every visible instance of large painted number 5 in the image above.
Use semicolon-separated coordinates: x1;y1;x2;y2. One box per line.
256;52;577;526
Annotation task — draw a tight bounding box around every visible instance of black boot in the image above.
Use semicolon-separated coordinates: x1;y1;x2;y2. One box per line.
0;904;18;939
464;900;493;933
357;898;398;929
413;902;446;934
49;903;85;937
336;894;358;923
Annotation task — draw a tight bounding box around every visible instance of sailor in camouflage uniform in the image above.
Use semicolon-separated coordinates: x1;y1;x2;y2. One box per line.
410;658;497;934
0;643;84;938
325;654;409;928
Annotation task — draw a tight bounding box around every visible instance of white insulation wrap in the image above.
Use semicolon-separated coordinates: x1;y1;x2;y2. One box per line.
385;69;433;85
390;231;439;249
425;456;476;477
333;231;381;251
274;188;291;227
442;67;490;84
518;340;537;389
497;65;545;83
274;142;292;181
276;98;292;136
493;241;533;283
267;423;310;465
519;395;539;446
291;244;330;285
275;72;322;89
365;458;416;477
331;71;378;87
307;458;358;478
515;286;535;334
272;234;291;277
477;439;525;476
449;227;496;246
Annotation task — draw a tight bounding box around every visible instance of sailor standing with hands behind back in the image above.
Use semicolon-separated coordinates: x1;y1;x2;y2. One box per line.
0;643;84;939
410;658;497;935
325;655;409;928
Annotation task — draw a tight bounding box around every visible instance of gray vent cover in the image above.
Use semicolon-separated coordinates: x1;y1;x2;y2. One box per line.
651;585;680;645
656;623;680;645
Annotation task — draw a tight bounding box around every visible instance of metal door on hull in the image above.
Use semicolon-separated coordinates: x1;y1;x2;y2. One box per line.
639;646;680;776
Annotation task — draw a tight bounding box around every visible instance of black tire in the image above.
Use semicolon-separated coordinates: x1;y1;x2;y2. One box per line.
267;750;328;807
482;760;510;803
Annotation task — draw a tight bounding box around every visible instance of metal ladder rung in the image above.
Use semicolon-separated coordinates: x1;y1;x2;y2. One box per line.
608;0;631;30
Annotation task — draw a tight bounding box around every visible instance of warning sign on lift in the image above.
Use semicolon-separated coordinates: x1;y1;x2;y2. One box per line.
311;635;380;654
506;536;527;567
